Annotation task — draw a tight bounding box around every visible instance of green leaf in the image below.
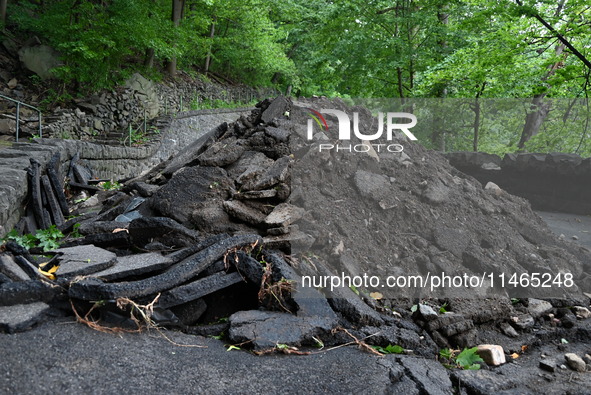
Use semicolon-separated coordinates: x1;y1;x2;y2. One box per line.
455;347;484;369
373;344;404;354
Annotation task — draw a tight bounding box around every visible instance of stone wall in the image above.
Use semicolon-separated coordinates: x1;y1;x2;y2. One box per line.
0;108;250;237
42;73;278;142
445;151;591;214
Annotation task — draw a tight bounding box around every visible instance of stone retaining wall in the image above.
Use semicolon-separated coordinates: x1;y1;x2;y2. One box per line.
445;151;591;215
0;108;250;237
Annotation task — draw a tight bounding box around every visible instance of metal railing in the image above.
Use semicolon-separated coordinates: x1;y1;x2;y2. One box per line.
0;94;42;142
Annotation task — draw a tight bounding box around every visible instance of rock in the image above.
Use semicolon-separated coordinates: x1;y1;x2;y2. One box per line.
539;359;556;372
418;304;438;321
124;73;159;118
527;298;553;318
573;306;591;319
397;356;454;394
55;245;117;278
78;195;99;209
0;118;16;135
261;96;289;124
17;45;62;79
91;252;173;281
499;322;519;338
476;344;506;366
511;314;534;330
197;137;245;167
565;353;586;372
484;181;502;196
423;179;450;205
0;302;51;333
228;310;334;350
252;156;290;190
7;78;17;89
264;126;290;142
264;203;305;228
223;200;267;225
149;166;233;226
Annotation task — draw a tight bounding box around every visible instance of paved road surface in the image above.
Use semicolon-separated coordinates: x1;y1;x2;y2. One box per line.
536;211;591;249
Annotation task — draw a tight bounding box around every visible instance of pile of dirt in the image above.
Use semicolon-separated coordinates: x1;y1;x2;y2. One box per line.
2;96;591;393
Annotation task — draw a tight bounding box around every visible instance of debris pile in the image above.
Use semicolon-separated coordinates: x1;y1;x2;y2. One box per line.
2;96;591;391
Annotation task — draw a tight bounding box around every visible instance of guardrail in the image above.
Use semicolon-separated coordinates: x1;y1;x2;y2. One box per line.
0;94;42;142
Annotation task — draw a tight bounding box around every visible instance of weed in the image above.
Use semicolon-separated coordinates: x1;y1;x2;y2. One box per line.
3;225;64;252
98;180;122;191
372;344;404;354
439;347;484;370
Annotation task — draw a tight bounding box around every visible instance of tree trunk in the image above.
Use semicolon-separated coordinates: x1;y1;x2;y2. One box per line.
204;16;216;75
518;42;566;150
518;96;551;149
0;0;7;29
166;0;185;77
144;48;155;68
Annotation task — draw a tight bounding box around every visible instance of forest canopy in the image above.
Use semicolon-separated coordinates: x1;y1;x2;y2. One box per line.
2;0;591;154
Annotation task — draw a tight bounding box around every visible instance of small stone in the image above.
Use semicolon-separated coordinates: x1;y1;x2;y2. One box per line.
511;314;534;330
476;344;506;366
527;298;553;318
79;195;99;208
565;353;586;372
573;306;591;319
561;314;576;328
500;322;519;338
572;235;579;240
418;304;438;321
484;181;502;196
560;364;567;370
539;359;556;372
7;78;17;89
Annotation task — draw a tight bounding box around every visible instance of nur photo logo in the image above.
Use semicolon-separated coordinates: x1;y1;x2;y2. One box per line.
306;108;418;153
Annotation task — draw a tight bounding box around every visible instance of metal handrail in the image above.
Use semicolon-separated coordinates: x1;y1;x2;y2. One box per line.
0;94;42;142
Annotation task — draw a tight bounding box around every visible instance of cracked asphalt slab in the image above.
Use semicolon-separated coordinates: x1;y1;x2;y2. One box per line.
0;318;393;395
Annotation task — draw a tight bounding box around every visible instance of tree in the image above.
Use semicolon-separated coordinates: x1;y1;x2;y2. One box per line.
166;0;185;77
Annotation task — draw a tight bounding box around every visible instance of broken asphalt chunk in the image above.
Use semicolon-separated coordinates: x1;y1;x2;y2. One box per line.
158;272;243;309
0;302;52;333
54;245;117;278
91;252;173;281
69;234;262;300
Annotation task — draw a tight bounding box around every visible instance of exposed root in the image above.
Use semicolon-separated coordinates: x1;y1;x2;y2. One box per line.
257;259;294;313
324;328;383;356
254;344;311;356
70;300;140;335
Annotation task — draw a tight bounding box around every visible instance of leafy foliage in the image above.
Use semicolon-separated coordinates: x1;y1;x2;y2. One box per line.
439;347;485;370
3;225;64;252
